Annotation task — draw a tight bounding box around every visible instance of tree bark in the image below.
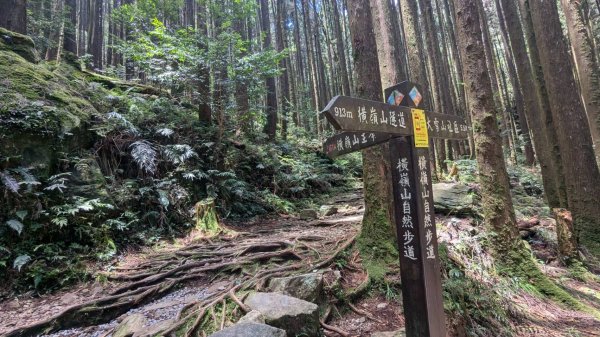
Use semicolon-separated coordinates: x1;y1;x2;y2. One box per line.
331;0;351;96
370;0;406;87
553;208;579;264
495;0;563;208
560;0;600;165
453;0;520;258
46;0;65;61
63;0;77;54
0;0;27;34
260;0;278;140
528;0;600;257
347;0;396;279
275;0;290;140
88;0;104;70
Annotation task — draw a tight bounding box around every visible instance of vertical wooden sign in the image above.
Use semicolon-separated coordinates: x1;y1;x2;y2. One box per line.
386;82;446;337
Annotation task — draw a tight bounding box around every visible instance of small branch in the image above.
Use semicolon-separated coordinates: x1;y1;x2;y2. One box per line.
228;289;250;313
348;302;383;323
320;320;350;337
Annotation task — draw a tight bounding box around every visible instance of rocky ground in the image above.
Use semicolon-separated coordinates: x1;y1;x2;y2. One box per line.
1;185;600;337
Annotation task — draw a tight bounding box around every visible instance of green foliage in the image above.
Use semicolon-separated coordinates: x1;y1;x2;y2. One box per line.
439;244;513;337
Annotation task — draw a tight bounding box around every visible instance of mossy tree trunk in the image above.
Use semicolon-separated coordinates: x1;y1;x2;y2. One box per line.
528;0;600;258
195;198;220;235
553;208;579;264
452;0;588;311
452;0;520;261
347;0;397;280
559;0;600;165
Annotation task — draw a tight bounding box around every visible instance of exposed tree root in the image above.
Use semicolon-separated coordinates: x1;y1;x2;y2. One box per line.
4;218;360;337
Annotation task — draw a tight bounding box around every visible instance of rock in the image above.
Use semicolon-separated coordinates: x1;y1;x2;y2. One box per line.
70;157;109;199
299;209;319;219
113;314;147;337
371;329;406;337
319;206;338;216
376;302;388;309
268;272;324;304
209;323;286;337
0;27;40;63
432;183;478;216
239;310;266;324
244;292;319;337
133;319;174;337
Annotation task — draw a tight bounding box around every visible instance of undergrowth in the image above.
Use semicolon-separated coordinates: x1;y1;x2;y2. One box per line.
0;64;360;294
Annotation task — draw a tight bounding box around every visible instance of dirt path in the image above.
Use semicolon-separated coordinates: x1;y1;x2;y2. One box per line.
0;190;364;337
2;188;600;337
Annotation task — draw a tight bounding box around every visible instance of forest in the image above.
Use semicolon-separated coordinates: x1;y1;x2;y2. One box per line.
0;0;600;336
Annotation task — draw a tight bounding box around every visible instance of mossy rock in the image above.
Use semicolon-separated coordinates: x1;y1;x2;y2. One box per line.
0;27;39;63
0;43;103;175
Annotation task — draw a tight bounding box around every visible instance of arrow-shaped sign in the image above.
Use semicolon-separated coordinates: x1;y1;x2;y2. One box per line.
323;131;393;159
321;96;469;140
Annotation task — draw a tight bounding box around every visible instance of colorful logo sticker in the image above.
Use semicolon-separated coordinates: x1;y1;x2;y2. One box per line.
387;90;405;106
409;87;422;107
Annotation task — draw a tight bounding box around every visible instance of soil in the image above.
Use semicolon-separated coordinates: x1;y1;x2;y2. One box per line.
1;189;600;337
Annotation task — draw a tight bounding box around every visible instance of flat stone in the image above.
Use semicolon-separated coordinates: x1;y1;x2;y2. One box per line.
268;272;324;304
432;183;478;216
299;209;319;219
133;319;174;337
238;310;266;324
371;329;406;337
209;323;286;337
113;314;147;337
376;303;388;309
245;292;319;337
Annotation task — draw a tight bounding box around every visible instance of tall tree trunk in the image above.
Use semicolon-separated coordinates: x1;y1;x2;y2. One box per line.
276;0;290;140
331;0;351;96
495;0;562;206
0;0;27;34
518;0;568;208
370;0;405;87
88;0;104;70
347;0;395;280
260;0;278;140
46;0;65;61
529;0;600;257
560;0;600;165
453;0;524;261
63;0;77;54
495;4;535;166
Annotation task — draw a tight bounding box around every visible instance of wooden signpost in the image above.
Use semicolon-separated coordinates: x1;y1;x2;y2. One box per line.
322;81;470;337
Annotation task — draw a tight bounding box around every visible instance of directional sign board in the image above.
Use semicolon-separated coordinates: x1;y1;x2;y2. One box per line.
323;131;392;159
322;96;469;141
320;81;471;337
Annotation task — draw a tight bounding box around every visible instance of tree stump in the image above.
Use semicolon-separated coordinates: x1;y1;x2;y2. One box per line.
553;208;578;263
195;198;220;235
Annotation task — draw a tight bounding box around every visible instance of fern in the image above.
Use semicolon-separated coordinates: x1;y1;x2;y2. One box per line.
14;167;40;191
6;219;24;235
156;128;175;137
130;140;158;174
13;255;31;272
1;170;20;193
106;111;138;134
44;172;71;193
163;144;197;165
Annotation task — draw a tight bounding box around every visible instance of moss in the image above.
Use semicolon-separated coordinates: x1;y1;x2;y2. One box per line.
357;199;398;282
0;27;40;63
0;45;103;172
496;240;600;318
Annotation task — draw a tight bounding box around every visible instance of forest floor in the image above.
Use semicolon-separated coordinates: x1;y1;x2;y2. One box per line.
1;189;600;337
